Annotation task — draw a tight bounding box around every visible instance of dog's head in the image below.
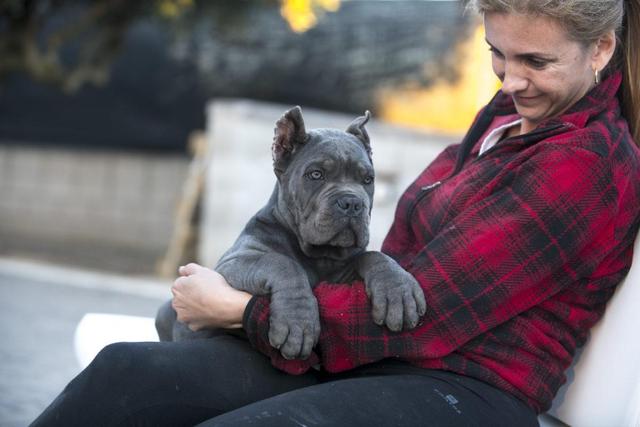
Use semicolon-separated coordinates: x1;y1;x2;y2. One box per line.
272;106;374;261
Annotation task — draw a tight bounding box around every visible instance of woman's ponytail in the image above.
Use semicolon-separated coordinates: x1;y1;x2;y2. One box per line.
622;0;640;144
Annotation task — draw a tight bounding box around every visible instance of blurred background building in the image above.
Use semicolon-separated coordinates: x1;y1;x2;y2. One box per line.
0;0;498;276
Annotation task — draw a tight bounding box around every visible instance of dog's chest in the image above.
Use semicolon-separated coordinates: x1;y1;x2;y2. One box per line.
303;257;359;286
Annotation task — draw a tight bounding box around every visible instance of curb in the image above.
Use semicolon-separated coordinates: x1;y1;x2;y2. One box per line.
0;256;171;300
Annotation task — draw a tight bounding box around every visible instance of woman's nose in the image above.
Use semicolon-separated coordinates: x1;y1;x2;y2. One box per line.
500;64;528;95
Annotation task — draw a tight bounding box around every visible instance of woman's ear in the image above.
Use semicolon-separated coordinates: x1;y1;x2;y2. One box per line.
592;29;617;72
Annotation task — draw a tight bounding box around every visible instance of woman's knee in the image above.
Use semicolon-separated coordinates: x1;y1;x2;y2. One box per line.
90;341;168;380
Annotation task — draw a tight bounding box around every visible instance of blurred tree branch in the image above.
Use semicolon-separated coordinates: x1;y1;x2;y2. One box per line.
0;0;337;92
0;0;146;91
0;0;469;116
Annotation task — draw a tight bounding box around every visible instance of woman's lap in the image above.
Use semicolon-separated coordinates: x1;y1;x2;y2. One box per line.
197;371;538;427
30;335;318;427
30;335;538;427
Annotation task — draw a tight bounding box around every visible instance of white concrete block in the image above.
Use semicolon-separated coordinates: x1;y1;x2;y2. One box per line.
199;99;456;267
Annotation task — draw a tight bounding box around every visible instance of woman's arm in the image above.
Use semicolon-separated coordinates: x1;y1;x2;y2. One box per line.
244;145;620;374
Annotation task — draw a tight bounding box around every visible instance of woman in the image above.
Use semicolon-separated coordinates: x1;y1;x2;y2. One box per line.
31;0;640;426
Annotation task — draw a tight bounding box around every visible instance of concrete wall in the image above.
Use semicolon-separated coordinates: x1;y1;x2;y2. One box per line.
199;99;457;267
0;100;458;274
0;144;188;273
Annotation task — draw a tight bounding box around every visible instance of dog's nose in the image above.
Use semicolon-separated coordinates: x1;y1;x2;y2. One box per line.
336;195;364;217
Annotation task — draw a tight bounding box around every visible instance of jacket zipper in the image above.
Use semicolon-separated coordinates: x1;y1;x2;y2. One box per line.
405;123;567;224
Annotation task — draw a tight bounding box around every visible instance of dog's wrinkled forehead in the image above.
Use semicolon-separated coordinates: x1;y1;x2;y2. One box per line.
304;129;372;163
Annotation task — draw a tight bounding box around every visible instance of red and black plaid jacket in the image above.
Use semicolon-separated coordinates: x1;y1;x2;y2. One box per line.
244;71;640;413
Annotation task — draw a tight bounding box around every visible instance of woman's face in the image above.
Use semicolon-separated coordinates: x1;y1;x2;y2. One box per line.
484;12;595;133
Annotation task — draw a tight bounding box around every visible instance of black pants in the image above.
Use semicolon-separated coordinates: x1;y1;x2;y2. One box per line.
30;335;539;427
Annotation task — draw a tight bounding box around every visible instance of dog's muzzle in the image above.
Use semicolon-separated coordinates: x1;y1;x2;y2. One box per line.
335;194;365;218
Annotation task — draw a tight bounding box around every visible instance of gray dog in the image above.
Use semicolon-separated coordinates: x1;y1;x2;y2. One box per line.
156;106;426;360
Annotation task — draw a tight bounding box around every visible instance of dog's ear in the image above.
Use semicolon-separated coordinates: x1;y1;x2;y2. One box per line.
272;106;308;177
346;110;372;159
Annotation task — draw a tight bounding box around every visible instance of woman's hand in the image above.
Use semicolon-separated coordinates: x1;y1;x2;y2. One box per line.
171;263;252;331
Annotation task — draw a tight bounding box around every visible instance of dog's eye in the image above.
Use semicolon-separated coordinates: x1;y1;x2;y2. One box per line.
307;170;324;180
363;176;374;185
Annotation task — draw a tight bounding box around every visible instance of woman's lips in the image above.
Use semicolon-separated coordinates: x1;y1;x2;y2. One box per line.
514;94;540;105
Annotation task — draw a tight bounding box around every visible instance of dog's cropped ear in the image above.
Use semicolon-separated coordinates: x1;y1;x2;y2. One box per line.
346;110;372;159
272;106;308;177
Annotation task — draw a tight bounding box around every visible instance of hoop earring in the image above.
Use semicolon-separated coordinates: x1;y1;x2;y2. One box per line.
594;68;600;85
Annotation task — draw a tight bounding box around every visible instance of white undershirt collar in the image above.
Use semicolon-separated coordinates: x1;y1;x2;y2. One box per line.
478;118;523;156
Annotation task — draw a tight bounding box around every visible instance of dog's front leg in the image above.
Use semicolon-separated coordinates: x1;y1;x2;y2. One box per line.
218;252;320;360
355;251;427;331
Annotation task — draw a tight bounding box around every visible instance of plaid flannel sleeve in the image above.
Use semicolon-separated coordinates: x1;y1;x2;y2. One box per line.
244;145;618;374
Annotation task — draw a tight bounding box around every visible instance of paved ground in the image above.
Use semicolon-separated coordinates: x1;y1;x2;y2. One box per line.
0;258;170;427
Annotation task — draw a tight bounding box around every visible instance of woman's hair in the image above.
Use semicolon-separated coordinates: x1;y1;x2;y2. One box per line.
466;0;640;144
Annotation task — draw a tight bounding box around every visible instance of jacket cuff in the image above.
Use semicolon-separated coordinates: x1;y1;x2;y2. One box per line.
242;295;259;330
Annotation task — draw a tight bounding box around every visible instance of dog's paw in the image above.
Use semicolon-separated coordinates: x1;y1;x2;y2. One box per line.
367;269;426;332
268;290;320;360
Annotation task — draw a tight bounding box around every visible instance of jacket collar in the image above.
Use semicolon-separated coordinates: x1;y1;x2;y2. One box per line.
450;71;622;177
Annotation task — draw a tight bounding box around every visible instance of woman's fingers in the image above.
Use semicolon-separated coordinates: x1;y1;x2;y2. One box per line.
171;275;190;295
178;262;204;277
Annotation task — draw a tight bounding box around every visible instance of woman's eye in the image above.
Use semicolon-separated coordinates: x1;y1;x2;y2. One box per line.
489;47;504;58
363;176;374;185
526;58;548;69
307;170;324;180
